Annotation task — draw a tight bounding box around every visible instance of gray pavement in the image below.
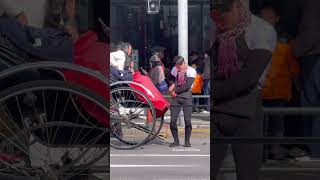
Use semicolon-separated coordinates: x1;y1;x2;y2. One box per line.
110;137;210;180
218;146;320;180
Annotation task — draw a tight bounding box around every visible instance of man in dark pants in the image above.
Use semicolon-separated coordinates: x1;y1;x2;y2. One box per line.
201;50;210;112
210;0;277;179
169;56;196;147
213;105;264;179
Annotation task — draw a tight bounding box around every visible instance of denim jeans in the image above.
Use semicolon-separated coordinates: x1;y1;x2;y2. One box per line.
193;93;201;112
300;55;320;158
202;79;210;111
263;99;288;137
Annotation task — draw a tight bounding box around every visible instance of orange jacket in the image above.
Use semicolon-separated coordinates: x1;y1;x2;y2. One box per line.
261;41;300;101
192;74;203;94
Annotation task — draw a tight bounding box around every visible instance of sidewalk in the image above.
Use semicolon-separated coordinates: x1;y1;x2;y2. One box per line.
111;136;210;180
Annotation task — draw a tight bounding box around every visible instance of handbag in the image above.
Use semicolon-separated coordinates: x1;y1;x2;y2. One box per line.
155;80;169;93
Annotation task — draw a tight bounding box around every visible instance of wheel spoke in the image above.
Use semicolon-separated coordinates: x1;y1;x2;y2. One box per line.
0;80;109;178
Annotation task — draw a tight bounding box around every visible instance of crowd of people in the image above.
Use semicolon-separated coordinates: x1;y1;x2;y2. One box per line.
110;41;204;147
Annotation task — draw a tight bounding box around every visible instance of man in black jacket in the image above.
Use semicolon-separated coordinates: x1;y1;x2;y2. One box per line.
168;56;196;147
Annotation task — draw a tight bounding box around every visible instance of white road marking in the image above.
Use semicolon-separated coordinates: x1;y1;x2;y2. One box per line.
111;154;210;157
111;164;199;168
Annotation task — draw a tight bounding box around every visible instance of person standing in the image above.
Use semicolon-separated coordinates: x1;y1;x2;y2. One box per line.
143;54;168;129
292;0;320;159
151;45;167;70
151;45;174;84
168;56;196;147
190;51;204;113
259;4;300;160
149;55;168;94
190;51;205;73
210;0;277;179
191;61;205;114
201;50;210;113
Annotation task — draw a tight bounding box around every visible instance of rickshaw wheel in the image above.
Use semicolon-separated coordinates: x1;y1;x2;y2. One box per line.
145;115;165;143
110;87;156;150
0;80;109;179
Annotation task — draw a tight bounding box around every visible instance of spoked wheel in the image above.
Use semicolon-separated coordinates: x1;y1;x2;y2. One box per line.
0;80;109;179
145;115;165;143
110;87;156;150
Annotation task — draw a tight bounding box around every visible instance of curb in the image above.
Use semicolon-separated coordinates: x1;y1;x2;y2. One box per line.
159;126;210;139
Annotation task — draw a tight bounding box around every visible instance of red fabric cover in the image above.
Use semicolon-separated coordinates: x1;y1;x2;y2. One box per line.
63;31;109;127
131;71;169;118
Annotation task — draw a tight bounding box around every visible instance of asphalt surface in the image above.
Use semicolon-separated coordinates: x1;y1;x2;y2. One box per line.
0;141;109;180
3;137;320;180
110;137;210;180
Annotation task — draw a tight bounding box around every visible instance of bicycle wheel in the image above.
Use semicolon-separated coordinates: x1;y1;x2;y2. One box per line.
0;80;109;179
110;87;156;150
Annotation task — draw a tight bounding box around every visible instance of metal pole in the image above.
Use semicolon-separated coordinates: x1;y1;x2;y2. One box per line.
178;0;188;63
177;0;188;127
201;4;204;51
241;0;250;8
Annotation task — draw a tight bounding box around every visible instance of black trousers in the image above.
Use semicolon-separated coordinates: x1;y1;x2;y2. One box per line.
211;105;263;180
170;97;193;142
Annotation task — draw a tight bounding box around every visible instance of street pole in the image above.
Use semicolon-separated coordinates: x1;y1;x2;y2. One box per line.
178;0;188;64
178;0;188;127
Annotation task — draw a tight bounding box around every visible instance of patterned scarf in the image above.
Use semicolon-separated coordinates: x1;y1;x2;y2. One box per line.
177;65;189;87
215;4;251;79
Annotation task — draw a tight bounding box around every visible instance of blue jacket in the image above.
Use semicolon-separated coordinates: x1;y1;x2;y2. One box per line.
110;66;133;81
0;17;73;62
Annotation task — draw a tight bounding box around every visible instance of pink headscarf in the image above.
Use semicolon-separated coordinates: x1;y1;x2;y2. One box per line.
177;64;188;87
215;3;251;79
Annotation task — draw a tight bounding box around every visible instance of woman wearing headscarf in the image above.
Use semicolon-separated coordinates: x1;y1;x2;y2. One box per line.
210;0;277;179
168;56;196;147
149;55;168;94
143;55;168;129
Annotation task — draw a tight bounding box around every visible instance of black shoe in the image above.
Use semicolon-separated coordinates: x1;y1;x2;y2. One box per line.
169;142;180;147
268;145;289;160
184;142;191;147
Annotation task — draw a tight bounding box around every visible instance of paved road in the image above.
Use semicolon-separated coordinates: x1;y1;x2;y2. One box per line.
0;140;109;180
110;137;210;180
218;147;320;180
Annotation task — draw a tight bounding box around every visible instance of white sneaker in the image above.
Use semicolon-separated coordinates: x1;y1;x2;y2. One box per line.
295;156;311;161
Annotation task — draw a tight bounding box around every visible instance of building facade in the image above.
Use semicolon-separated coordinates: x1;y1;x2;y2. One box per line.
110;0;213;68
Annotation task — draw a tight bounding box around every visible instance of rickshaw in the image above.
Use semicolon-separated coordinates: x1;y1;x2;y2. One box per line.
110;70;169;150
0;18;168;179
